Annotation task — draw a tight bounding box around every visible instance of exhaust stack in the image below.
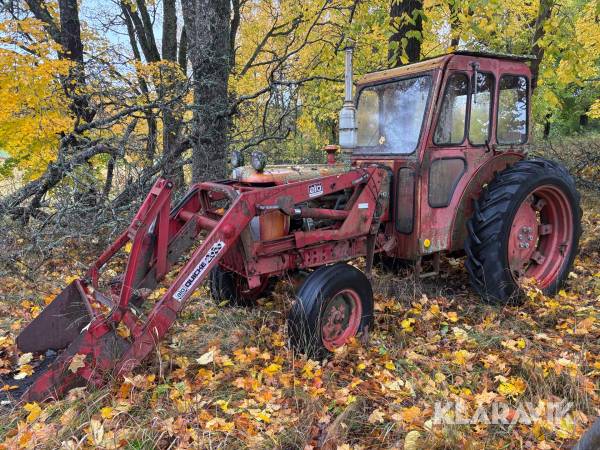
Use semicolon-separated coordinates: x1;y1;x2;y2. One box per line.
338;40;357;153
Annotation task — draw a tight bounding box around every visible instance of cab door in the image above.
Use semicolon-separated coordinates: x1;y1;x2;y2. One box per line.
419;58;496;255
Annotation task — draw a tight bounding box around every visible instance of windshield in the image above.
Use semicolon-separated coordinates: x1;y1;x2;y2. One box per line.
356;75;432;154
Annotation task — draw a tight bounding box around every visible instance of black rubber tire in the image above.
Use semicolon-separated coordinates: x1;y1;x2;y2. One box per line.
464;158;582;304
209;266;271;307
287;263;373;358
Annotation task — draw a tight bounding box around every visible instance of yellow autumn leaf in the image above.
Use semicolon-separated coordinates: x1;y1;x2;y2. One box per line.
255;410;271;423
497;377;526;397
263;363;282;376
401;318;416;332
100;407;114;419
453;349;474;366
206;417;235;432
446;311;458;322
89;419;104;445
17;352;33;366
215;399;229;413
24;402;42;423
14;364;34;379
385;379;405;391
434;372;446;383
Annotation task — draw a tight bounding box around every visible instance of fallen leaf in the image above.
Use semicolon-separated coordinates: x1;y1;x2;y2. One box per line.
68;353;86;373
14;364;33;379
446;311;459;322
453;349;474;366
196;350;215;366
17;353;33;366
100;406;114;419
89;419;104;445
368;408;385;424
262;363;281;376
24;402;42;423
206;417;235;432
497;377;526;397
400;406;421;425
404;430;421;450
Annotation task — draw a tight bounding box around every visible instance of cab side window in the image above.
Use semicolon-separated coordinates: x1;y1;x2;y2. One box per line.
469;72;493;145
497;75;528;144
434;73;468;145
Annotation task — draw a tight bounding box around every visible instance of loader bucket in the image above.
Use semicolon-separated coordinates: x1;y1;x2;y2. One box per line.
16;280;92;354
21;325;129;402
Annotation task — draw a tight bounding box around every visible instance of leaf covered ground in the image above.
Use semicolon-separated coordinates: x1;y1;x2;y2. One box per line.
0;196;599;449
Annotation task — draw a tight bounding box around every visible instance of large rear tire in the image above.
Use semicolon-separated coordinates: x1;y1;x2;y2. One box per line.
288;263;373;358
465;158;582;304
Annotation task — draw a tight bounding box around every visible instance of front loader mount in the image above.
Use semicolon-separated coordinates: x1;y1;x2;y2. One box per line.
16;166;390;401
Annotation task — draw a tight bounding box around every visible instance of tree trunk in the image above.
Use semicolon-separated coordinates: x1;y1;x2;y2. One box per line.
121;1;158;160
178;26;188;71
26;0;94;122
389;0;424;67
530;0;554;90
448;0;461;48
161;0;185;186
181;0;231;182
543;117;551;139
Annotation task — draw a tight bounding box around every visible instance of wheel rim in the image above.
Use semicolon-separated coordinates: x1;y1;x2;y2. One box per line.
320;289;362;351
507;184;574;289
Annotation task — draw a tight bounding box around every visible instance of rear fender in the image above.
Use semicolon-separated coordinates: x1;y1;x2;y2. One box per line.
448;152;524;251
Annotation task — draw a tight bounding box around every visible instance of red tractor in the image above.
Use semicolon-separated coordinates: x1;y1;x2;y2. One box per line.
15;49;581;401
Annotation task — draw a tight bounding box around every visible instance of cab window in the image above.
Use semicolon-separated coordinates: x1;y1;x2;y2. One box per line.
356;75;432;154
497;75;528;144
434;73;468;145
469;72;494;145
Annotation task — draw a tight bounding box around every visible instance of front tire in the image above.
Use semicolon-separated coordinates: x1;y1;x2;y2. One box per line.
287;263;373;358
465;158;581;303
210;266;271;307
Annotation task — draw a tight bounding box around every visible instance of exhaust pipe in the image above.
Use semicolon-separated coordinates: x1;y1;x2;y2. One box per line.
338;40;357;154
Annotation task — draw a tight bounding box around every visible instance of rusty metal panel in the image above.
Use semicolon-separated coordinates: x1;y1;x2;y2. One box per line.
16;281;92;353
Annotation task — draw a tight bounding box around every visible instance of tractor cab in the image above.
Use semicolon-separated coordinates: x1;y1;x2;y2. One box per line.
345;50;534;262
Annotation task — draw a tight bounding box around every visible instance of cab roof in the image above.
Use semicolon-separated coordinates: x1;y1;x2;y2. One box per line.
357;51;534;87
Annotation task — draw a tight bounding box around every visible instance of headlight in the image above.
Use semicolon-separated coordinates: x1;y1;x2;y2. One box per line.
251;151;267;172
230;150;244;168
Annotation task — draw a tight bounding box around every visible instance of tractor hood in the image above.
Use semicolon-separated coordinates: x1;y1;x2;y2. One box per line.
231;163;349;185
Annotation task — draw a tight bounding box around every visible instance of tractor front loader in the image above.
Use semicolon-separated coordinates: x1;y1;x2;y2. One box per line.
14;47;583;401
17;167;390;401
